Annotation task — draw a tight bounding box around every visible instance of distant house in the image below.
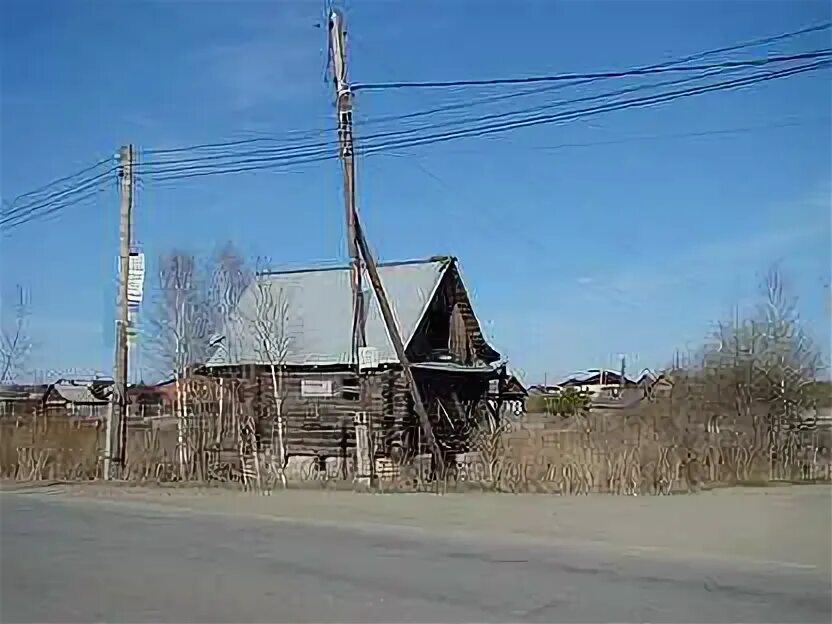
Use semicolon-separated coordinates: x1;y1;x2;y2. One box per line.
42;379;113;419
203;256;513;463
559;369;638;398
488;369;527;417
0;384;48;418
638;370;673;400
528;368;669;412
127;383;172;421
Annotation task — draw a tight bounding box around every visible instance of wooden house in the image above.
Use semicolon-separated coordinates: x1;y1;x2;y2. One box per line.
0;384;48;419
202;256;510;468
127;383;172;421
42;379;113;419
488;370;527;417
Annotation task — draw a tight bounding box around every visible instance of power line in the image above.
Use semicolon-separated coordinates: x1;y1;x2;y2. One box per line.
351;23;828;131
0;168;118;227
648;22;831;63
6;24;829;228
352;49;831;91
374;116;829;159
138;150;340;183
139;22;831;158
137;50;824;176
137;144;339;180
140;58;828;182
141;127;335;156
352;65;752;151
137;138;338;173
525;117;830;151
1;184;113;232
2;156;113;211
357;60;830;156
137;69;738;178
138;68;717;176
368;115;828;250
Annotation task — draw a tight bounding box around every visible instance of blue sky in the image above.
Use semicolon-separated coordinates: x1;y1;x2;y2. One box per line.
1;0;830;384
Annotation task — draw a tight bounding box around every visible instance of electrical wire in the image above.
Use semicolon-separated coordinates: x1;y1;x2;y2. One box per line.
138;58;829;183
2;156;113;210
137;68;726;178
351;50;831;91
1;184;114;232
139;23;831;160
352;22;832;129
375;116;828;159
140;127;336;156
356;60;830;157
137;144;339;179
137;137;338;172
352;65;752;151
135;60;829;187
5;24;830;230
137;50;825;176
524;117;830;151
0;168;118;226
139;150;340;183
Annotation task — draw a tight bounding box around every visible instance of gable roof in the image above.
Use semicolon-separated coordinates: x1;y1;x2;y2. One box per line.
206;256;483;368
46;380;112;404
560;370;638;387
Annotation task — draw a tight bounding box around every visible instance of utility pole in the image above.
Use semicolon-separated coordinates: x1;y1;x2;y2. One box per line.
329;10;365;354
104;144;133;480
329;9;371;485
328;10;444;480
354;222;445;476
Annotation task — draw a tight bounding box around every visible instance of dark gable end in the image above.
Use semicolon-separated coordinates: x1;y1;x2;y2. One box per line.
406;258;500;365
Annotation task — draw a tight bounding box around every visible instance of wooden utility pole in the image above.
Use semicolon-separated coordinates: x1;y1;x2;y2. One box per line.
329;10;365;356
105;144;133;480
329;9;371;484
354;222;445;476
328;10;444;479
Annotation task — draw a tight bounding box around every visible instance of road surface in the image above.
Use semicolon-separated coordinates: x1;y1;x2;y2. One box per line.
1;490;830;623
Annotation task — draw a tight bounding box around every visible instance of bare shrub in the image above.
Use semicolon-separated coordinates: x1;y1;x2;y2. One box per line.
1;285;33;383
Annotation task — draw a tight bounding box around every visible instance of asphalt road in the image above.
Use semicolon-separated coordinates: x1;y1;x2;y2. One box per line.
1;491;830;623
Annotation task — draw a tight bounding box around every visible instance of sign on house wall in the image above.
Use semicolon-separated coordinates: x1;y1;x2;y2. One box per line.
358;346;379;371
301;379;334;398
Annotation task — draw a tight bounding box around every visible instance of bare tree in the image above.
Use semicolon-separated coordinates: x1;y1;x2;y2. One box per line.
145;252;208;478
205;242;252;446
145;244;252;479
239;262;292;489
658;267;825;481
206;242;252;362
1;285;33;383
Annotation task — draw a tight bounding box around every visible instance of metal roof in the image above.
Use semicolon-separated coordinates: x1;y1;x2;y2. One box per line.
50;383;110;404
206;257;454;368
411;361;499;374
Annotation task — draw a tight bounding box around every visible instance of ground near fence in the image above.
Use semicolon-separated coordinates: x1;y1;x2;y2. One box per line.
7;480;830;574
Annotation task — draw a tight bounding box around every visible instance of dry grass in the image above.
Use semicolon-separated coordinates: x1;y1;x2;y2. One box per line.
459;409;832;494
0;416;101;480
3;406;829;495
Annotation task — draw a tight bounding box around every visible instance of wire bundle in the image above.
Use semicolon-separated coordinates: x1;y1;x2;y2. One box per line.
2;22;828;233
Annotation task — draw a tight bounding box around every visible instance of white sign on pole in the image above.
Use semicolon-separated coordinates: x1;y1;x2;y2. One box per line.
127;252;145;305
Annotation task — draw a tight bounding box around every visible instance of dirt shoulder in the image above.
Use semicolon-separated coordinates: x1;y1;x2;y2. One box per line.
5;481;830;573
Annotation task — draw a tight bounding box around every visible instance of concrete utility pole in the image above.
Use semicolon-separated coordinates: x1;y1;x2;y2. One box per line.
328;10;445;480
105;144;133;480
